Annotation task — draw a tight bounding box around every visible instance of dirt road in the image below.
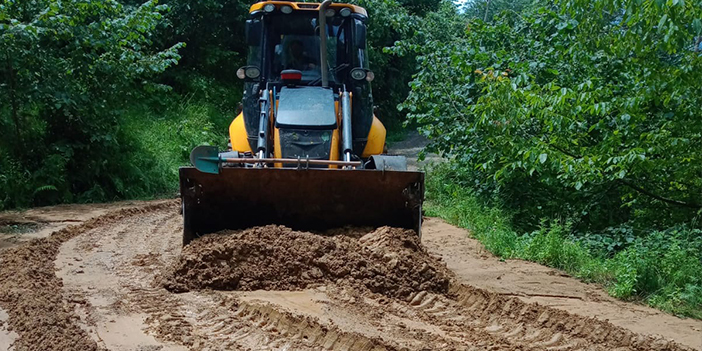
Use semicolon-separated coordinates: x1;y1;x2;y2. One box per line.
388;130;441;171
0;134;700;350
1;201;700;351
0;200;151;250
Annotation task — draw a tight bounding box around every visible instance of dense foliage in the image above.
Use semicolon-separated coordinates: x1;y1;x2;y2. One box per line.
0;0;430;209
404;0;702;232
0;0;184;207
406;0;702;316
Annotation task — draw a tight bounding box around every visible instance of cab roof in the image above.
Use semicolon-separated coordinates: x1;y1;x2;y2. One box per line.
249;1;368;17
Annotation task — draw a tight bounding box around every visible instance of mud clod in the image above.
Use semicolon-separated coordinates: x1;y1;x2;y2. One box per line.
164;225;450;298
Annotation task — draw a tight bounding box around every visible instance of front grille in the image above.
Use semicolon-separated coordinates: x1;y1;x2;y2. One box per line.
279;129;333;166
297;4;318;9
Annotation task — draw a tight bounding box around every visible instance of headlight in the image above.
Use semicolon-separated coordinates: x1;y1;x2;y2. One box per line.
245;67;260;79
324;8;335;17
263;3;276;12
280;5;293;14
365;70;375;82
339;7;352;17
237;66;260;80
350;68;366;81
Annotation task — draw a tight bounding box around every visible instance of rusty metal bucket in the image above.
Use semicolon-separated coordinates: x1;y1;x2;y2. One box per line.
179;167;424;245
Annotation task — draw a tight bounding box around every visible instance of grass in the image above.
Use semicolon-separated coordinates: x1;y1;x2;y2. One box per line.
118;99;231;199
425;164;702;319
0;222;42;235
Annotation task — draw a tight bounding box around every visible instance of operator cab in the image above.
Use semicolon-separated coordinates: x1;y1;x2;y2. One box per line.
240;2;372;88
236;1;379;159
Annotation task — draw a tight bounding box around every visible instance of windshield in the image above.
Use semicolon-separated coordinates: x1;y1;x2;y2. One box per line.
267;15;348;83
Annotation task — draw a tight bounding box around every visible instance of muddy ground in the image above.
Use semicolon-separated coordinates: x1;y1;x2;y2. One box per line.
0;200;152;250
0;201;700;351
0;135;700;350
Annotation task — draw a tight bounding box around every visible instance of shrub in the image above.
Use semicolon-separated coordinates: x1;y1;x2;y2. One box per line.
426;164;702;319
404;1;702;234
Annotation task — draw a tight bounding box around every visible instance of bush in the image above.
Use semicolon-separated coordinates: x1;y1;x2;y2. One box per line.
404;1;702;235
426;164;702;319
0;0;183;208
608;228;702;317
115;99;230;199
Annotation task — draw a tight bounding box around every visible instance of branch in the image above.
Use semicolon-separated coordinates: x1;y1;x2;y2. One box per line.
439;84;469;119
619;179;701;209
548;144;582;159
546;144;701;209
483;0;491;22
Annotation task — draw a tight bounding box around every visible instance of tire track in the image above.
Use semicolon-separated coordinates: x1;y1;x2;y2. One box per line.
0;202;176;351
43;204;698;351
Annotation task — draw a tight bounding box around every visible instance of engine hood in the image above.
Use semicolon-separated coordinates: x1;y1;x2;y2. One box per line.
275;86;337;130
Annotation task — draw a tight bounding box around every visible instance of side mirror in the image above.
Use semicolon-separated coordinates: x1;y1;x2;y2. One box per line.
246;19;262;46
354;21;366;48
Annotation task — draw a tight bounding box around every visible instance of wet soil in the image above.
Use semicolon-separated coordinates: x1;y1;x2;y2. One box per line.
0;202;699;350
0;200;153;251
164;225;450;298
0;203;174;351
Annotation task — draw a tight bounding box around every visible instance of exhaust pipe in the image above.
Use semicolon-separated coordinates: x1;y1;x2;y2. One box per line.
319;0;332;88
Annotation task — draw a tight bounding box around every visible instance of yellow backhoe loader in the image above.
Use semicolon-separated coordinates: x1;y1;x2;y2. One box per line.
179;0;424;245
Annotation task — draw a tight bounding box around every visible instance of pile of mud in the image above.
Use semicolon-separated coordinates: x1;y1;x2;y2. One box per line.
164;225;451;298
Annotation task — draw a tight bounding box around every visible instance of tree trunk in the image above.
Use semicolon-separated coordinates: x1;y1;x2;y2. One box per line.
5;53;21;146
483;0;491;22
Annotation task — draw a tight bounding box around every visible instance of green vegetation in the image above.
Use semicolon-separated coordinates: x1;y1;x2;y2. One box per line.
426;164;702;318
401;0;702;318
1;0;700;318
1;0;183;208
405;0;702;235
117;98;230;198
0;0;433;209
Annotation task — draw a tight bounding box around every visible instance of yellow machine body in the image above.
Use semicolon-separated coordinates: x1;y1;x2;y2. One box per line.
180;1;424;246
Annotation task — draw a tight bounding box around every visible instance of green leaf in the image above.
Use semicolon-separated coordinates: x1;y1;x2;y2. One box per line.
539;153;548;164
657;15;667;32
692;19;702;34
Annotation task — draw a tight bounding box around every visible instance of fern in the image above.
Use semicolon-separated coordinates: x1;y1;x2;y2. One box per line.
34;185;58;195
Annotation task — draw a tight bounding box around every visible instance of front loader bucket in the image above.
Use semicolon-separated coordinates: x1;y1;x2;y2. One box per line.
179;167;424;246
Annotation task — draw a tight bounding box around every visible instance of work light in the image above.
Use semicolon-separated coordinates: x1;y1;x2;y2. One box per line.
245;67;261;79
350;68;366;81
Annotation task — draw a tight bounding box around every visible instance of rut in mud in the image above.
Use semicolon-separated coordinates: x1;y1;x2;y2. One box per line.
0;204;174;351
0;202;698;351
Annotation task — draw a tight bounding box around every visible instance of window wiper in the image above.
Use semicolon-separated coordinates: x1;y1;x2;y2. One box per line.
307;63;349;86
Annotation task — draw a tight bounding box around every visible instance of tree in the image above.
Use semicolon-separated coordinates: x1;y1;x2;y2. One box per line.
0;0;182;207
403;0;702;232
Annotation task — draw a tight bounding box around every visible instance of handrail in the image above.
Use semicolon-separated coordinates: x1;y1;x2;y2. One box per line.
319;0;332;88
